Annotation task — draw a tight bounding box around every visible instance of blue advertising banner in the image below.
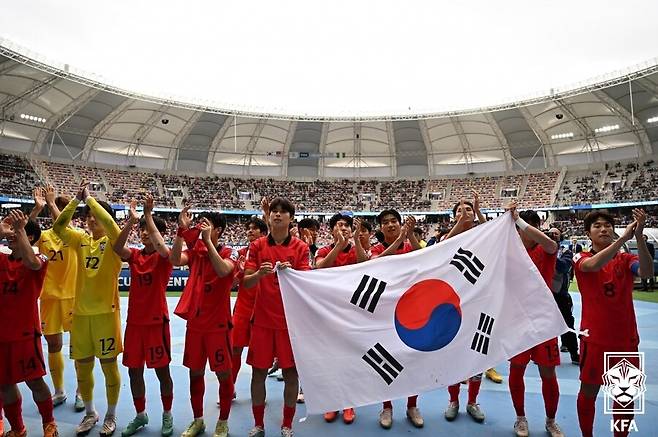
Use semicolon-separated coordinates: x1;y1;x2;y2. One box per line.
118;267;189;292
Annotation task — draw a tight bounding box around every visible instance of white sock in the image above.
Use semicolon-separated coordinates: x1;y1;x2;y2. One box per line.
84;401;95;415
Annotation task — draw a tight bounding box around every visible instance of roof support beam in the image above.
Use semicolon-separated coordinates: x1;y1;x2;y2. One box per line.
206;115;235;173
483;113;513;171
1;76;60;113
81;99;135;161
593;90;652;155
245;119;267;176
166;111;202;170
280;121;297;177
316;122;330;177
450;117;473;171
417;119;434;177
30;87;102;156
385;121;398;178
518;106;556;167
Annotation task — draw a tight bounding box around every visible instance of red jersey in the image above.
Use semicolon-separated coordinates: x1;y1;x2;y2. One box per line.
183;240;238;332
0;253;48;342
245;234;310;330
526;243;557;288
126;248;173;325
370;241;413;258
233;246;258;319
574;251;639;347
315;244;358;267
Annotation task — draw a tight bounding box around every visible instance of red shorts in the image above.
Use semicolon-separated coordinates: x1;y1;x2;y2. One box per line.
183;328;232;373
123;322;171;369
510;337;560;367
579;340;639;385
247;324;295;370
0;336;46;385
232;314;251;348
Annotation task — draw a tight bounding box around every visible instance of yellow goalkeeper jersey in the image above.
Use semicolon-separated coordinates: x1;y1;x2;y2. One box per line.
37;228;79;300
53;197;122;316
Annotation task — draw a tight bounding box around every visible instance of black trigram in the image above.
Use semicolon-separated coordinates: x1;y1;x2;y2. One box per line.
350;275;387;313
471;312;495;355
362;343;403;385
450;247;485;284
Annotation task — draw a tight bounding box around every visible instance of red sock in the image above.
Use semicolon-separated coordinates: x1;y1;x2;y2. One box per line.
231;353;242;383
190;375;205;419
448;384;460;402
541;374;559;419
36;398;54;424
252;404;265;428
508;365;526;417
161;394;173;412
468;377;482;405
133;396;146;415
406;395;418;408
577;392;595;437
613;401;634;437
282;405;296;429
4;399;25;432
382;400;393;409
218;378;234;420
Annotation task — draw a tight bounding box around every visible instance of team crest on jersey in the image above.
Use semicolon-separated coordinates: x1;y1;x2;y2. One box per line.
229;249;239;262
99;241;106;252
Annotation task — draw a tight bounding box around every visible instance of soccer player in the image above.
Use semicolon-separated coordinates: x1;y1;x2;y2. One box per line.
0;209;58;437
243;198;310;437
370;209;424;429
29;186;83;410
171;209;238;437
317;213;358;424
352;217;372;262
112;196;174;437
506;205;563;437
574;209;653;437
53;182;124;435
231;217;269;388
297;217;320;258
442;200;486;423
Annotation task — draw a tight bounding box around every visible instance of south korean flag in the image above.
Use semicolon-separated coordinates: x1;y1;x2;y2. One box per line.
278;212;567;414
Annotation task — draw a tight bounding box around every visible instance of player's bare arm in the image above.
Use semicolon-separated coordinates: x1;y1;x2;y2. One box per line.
112;199;139;260
169;206;191;266
472;190;487;224
44;185;61;220
143;194;170;258
444;199;469;240
353;218;369;263
406;216;422;250
632;208;654;278
580;219;636;272
316;229;348;269
375;225;408;258
507;201;558;254
200;217;235;278
29;186;46;221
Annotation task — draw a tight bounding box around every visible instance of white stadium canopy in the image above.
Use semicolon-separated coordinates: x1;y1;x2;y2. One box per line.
0;0;657;178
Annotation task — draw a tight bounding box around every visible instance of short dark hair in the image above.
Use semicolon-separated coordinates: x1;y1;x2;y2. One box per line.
452;201;474;216
329;213;353;230
25;219;41;245
413;227;424;237
269;197;295;217
139;215;167;234
198;211;226;233
298;218;320;231
583;211;615;232
245;217;268;235
519;210;541;228
55;195;70;210
360;220;372;233
83;200;115;220
377;209;401;225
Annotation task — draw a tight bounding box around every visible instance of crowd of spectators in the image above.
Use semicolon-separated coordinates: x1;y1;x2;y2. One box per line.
0;153;40;198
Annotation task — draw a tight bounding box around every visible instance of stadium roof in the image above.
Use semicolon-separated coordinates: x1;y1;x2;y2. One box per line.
0;3;657;179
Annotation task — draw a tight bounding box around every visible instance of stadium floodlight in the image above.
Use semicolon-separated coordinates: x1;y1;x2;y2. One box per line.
648;116;658;123
20;113;46;123
594;124;619;133
550;132;574;140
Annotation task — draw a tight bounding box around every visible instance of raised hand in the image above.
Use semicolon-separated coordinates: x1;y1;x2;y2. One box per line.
504;200;519;221
620;220;637;242
335;228;348;250
353;217;362;232
472;189;480;210
178;205;192;229
199;217;213;242
0;215;13;236
128;199;139;223
632;208;646;238
257;261;274;276
76;181;89;201
45;185;56;204
33;187;46;210
144;194;154;215
9;209;28;231
301;228;313;246
260;196;270;215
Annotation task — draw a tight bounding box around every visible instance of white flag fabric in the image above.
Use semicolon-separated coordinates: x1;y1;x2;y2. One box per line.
278;212;568;414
